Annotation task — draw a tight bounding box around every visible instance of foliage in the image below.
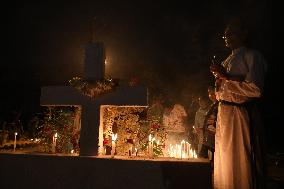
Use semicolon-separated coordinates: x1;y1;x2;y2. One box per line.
102;105;167;157
36;107;80;153
103;106;144;156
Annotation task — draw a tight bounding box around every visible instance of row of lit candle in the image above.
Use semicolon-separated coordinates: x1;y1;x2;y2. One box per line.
108;133;198;159
168;140;197;159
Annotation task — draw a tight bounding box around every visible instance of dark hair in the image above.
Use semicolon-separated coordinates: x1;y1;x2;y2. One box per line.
162;99;173;108
226;16;248;38
208;86;215;92
199;94;210;101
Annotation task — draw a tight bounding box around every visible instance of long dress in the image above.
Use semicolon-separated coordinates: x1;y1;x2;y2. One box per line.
163;104;187;147
214;47;267;189
194;106;210;155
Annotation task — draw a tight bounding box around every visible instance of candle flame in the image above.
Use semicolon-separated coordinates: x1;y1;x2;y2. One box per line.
112;133;118;141
55;133;58;138
149;134;152;141
15;132;18;136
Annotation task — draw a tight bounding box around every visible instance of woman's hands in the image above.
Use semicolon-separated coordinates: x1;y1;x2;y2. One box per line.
210;64;227;90
210;64;228;80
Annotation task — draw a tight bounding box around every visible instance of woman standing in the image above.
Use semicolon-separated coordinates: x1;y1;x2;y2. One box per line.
210;17;267;189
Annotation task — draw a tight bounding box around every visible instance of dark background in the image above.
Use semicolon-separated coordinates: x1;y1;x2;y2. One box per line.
1;1;279;152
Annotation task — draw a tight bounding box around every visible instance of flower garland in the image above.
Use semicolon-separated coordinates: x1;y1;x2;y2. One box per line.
102;106;144;156
69;77;118;99
102;106;167;157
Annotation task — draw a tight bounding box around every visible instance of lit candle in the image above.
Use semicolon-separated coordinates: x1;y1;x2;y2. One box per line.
135;148;138;156
52;133;58;153
111;133;117;158
181;140;185;159
52;136;54;153
148;134;153;158
186;142;190;159
168;144;172;157
193;149;197;159
175;144;179;158
13;132;17;152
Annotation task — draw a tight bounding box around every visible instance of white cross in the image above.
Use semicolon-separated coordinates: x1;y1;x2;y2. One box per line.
40;42;148;156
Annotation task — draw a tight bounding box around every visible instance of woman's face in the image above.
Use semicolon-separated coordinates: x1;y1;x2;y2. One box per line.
223;27;237;48
223;26;245;49
199;98;208;109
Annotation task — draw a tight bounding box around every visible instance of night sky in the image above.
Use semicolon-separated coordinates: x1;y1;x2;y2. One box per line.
1;1;279;152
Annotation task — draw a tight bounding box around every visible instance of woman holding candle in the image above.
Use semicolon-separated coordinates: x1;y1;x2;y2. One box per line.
193;95;210;158
210;17;267;189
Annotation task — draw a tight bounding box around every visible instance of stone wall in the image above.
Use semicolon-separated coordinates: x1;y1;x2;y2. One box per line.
0;154;212;189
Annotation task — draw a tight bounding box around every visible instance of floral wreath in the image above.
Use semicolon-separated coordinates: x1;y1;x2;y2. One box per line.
69;77;118;99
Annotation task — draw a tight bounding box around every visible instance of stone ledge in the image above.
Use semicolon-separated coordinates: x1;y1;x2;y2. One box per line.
0;153;212;189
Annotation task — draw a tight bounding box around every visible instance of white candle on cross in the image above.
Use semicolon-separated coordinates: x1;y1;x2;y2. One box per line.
148;134;153;158
52;133;58;153
111;133;117;158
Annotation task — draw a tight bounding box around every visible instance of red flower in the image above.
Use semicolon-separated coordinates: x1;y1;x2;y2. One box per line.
103;138;109;145
151;124;160;129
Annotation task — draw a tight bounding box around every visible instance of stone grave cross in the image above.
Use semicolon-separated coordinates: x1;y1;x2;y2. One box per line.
40;42;148;156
